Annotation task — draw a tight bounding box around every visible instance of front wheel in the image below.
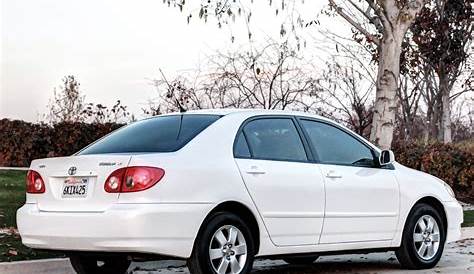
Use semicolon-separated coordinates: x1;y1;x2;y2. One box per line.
187;212;255;274
395;203;446;269
69;254;130;274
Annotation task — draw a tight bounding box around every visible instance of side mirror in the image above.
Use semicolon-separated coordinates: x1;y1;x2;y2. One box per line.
379;150;395;166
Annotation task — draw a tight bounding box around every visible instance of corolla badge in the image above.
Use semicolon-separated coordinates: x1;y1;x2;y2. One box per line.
68;166;77;176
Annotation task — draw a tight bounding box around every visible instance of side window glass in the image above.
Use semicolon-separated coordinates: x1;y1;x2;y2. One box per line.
301;120;375;167
234;132;251;158
243;118;307;162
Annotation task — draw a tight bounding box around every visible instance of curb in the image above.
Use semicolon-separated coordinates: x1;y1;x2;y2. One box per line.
0;167;29;171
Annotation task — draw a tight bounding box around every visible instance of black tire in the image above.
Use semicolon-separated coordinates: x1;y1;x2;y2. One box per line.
283;255;319;265
69;254;131;274
187;211;255;274
395;203;446;269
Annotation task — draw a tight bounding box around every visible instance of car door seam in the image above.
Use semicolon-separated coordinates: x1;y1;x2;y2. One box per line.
232;158;277;247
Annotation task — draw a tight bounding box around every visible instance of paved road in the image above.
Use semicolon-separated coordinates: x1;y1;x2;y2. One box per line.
1;228;473;274
131;236;474;274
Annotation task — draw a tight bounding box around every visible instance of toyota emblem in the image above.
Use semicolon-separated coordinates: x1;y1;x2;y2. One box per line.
68;166;77;176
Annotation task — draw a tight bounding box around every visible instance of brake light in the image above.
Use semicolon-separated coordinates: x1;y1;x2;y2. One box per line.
104;166;165;193
104;167;127;193
26;170;45;194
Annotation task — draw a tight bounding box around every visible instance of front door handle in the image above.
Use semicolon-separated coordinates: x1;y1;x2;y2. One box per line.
246;166;266;175
326;170;342;179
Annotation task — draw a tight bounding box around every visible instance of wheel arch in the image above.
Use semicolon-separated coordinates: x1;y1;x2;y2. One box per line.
412;196;448;235
394;196;448;269
198;201;261;254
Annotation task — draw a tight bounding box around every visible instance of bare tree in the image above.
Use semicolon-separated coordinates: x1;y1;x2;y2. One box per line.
147;42;320;113
47;75;86;124
451;94;474;142
396;72;424;140
316;59;375;138
306;28;378;138
83;100;130;124
208;43;318;110
46;75;130;124
163;0;427;148
327;0;425;149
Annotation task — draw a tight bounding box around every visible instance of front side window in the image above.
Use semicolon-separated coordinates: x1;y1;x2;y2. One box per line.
300;120;375;167
242;118;307;162
78;114;221;155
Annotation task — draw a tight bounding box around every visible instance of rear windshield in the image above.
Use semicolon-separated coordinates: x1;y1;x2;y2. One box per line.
78;114;221;155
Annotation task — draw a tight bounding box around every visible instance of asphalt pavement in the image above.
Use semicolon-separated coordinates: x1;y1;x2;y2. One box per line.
1;227;473;274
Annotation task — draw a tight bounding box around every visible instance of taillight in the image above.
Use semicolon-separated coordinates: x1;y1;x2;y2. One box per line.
26;170;45;194
104;166;165;193
104;168;127;193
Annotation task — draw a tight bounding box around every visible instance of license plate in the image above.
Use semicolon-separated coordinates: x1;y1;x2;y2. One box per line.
62;178;89;198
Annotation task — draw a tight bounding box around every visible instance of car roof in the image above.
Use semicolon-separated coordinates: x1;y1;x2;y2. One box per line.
157;108;345;130
185;109;381;151
146;108;381;152
169;108;328;120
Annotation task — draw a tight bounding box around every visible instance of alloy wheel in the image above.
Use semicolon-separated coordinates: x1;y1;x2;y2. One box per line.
413;215;440;261
209;225;248;274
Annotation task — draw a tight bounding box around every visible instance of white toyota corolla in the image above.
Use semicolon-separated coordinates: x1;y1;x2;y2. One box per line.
17;109;463;274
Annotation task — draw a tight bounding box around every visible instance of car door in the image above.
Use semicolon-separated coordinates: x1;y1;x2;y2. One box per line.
298;118;399;244
234;116;326;246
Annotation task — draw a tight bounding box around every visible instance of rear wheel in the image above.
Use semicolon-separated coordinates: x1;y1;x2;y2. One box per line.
187;212;255;274
69;254;130;274
395;203;445;269
283;255;319;265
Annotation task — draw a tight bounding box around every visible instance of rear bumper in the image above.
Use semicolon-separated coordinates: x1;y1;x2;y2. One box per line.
17;202;215;258
443;200;463;243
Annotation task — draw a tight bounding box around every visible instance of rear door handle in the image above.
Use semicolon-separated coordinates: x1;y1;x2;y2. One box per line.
246;166;266;175
325;170;342;179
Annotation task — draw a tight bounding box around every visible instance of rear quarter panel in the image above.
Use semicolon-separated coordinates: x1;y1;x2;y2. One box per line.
118;114;250;204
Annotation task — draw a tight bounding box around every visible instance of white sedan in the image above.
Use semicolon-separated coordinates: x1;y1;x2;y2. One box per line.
17;109;463;274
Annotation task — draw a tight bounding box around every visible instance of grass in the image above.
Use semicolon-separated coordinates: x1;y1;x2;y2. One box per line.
0;170;63;262
462;210;474;227
0;170;472;262
0;170;26;228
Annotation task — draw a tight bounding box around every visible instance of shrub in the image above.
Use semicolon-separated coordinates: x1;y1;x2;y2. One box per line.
393;140;474;202
0;119;123;167
0;119;51;167
47;122;123;157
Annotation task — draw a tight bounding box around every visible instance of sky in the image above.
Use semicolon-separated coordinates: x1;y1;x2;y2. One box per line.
1;0;341;122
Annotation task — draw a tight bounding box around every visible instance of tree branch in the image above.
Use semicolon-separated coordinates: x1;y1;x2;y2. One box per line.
347;0;384;32
328;0;380;46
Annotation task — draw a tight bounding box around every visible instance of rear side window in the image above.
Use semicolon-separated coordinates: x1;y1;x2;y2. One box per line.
234;132;251;158
242;118;307;162
78;114;221;155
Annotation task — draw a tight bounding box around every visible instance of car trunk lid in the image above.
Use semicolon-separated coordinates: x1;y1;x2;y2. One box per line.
29;154;131;212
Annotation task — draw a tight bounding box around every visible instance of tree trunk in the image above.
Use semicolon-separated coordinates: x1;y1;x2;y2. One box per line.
424;103;438;143
370;30;403;149
439;73;452;143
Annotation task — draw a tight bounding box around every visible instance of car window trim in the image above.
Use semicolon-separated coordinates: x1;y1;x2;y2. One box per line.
233;131;252;159
77;114;223;155
295;116;393;169
232;115;315;163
